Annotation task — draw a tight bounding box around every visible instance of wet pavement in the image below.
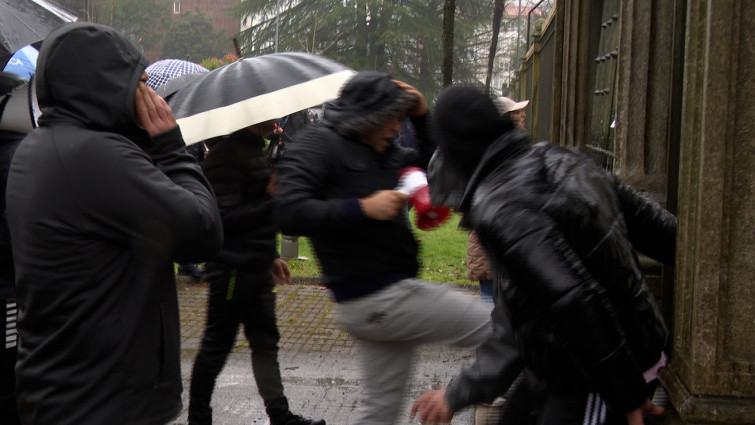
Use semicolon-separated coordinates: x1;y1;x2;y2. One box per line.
171;277;481;425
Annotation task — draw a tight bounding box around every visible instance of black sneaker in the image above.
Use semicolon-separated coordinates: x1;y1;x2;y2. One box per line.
274;412;325;425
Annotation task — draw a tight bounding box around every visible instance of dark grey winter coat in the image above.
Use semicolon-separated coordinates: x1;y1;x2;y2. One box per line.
275;71;434;301
6;23;222;425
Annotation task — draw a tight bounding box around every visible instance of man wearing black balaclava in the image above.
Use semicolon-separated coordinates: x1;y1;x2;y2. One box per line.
413;86;675;425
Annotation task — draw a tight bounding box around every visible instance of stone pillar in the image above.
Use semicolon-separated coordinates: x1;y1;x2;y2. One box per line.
613;0;678;197
612;0;686;338
662;1;755;424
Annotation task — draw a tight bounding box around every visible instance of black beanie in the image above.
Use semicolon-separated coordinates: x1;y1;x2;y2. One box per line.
325;71;417;138
432;86;511;177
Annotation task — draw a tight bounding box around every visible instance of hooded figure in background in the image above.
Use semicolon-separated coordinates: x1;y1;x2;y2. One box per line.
414;86;676;425
188;123;325;425
0;72;27;425
275;72;492;425
6;23;223;425
0;128;24;425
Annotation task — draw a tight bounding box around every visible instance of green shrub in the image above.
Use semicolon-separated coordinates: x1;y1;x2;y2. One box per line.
281;211;473;285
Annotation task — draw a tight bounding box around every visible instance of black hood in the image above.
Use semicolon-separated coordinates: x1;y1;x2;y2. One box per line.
35;23;148;134
323;71;416;138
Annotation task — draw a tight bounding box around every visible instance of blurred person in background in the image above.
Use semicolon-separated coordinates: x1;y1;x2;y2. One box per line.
0;126;24;425
0;71;27;425
188;123;324;425
467;95;529;302
495;96;529;130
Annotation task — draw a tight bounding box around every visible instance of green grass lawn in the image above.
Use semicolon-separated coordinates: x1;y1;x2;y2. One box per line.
281;211;474;285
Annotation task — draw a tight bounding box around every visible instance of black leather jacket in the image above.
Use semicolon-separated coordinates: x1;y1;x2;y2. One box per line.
448;130;676;413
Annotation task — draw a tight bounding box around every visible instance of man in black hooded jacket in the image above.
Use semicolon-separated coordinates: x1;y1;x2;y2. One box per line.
188;123;324;425
412;86;675;425
275;72;492;425
6;23;223;425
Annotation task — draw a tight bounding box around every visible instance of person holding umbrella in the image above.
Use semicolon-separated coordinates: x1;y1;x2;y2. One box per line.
6;22;223;425
274;71;492;425
187;122;325;425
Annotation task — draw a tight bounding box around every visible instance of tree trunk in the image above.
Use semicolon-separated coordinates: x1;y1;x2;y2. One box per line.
485;0;505;94
441;0;456;88
373;0;386;69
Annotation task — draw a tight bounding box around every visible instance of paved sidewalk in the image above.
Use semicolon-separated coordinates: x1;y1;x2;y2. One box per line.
171;278;481;425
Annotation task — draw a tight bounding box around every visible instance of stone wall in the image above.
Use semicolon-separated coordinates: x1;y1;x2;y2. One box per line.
550;1;754;423
662;1;755;423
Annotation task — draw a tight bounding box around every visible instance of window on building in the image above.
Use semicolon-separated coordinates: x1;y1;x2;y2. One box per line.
173;0;180;14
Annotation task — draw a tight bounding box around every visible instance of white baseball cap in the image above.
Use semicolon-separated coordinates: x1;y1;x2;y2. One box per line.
495;96;529;115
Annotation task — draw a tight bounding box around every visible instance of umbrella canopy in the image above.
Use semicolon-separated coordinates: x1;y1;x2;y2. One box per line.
0;76;41;133
145;58;208;90
165;52;356;145
0;0;77;66
3;45;38;80
154;72;208;100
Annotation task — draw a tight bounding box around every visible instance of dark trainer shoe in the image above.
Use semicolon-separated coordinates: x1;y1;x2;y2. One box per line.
274;412;325;425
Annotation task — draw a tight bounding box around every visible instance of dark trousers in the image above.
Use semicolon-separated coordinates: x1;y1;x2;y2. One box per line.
534;390;624;425
1;298;20;425
188;264;288;425
531;381;658;425
494;371;546;425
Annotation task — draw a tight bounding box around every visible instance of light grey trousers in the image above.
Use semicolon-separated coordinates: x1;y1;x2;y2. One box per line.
335;278;492;425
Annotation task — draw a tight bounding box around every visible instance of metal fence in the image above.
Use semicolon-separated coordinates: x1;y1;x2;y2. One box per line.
513;1;555;143
511;0;620;172
583;0;621;172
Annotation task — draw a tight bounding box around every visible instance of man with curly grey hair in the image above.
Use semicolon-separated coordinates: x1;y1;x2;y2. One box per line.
275;71;492;425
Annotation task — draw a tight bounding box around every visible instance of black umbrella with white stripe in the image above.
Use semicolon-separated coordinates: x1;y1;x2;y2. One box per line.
165;52;355;146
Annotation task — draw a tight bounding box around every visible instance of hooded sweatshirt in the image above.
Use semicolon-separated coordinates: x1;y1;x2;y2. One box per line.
6;23;222;425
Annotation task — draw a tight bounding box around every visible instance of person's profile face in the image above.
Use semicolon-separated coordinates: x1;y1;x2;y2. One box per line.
362;117;403;153
511;109;526;130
